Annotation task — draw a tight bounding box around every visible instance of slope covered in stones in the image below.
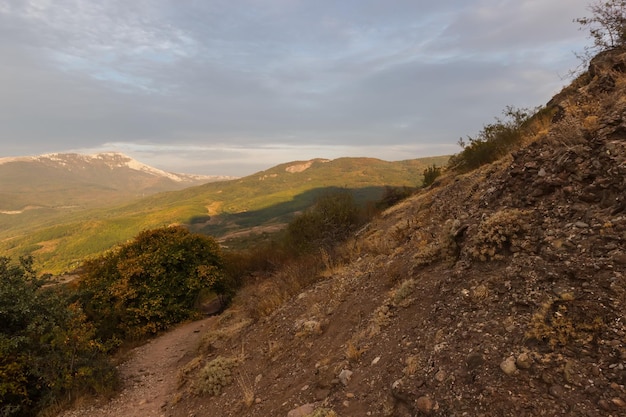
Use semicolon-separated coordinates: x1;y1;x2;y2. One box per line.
82;48;626;417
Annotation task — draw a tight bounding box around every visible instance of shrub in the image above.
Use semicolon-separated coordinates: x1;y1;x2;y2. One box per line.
193;356;239;396
448;106;535;172
422;165;442;187
77;226;229;343
526;298;605;349
468;209;530;261
283;190;363;255
376;186;415;210
0;257;115;417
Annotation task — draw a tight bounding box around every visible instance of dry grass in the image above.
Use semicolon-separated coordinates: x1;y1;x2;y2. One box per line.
235;371;255;408
403;354;420;377
198;315;251;353
345;341;365;363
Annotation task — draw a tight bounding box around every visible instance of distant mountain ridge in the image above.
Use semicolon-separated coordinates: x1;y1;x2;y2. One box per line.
0;154;449;273
0;152;234;213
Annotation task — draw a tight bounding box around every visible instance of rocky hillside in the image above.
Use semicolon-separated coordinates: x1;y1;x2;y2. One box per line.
119;50;626;416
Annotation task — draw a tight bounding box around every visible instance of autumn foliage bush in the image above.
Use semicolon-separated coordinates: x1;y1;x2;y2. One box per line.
0;257;115;417
76;226;229;343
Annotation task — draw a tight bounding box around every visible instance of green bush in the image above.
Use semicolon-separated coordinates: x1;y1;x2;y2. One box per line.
448;106;534;172
422;165;442;188
77;226;229;343
0;257;115;417
283;190;363;255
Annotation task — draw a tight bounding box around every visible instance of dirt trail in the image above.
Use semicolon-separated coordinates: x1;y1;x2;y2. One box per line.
61;317;215;417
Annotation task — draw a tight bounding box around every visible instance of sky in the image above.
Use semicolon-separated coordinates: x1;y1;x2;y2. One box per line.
0;0;594;176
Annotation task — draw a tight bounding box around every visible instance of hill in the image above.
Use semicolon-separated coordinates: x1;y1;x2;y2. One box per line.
0;155;448;273
125;48;624;416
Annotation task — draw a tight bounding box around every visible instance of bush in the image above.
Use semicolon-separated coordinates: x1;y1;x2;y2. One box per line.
283;190;364;255
193;356;239;396
422;165;442;188
77;226;229;343
468;209;530;261
0;257;115;417
448;106;535;172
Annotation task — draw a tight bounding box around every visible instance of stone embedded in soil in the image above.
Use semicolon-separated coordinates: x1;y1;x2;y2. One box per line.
612;397;626;408
548;384;565;398
338;369;353;386
466;352;485;370
500;356;518;376
287;403;316;417
516;352;533;369
434;370;446;382
416;396;433;413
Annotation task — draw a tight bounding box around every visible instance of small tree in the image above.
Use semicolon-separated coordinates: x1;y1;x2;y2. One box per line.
575;1;626;60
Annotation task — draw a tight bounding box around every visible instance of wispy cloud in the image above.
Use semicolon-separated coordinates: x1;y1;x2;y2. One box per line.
0;0;592;175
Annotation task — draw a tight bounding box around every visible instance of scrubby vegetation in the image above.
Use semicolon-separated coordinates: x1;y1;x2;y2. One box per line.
76;226;228;343
283;190;365;255
0;257;116;417
0;226;232;416
448;106;536;172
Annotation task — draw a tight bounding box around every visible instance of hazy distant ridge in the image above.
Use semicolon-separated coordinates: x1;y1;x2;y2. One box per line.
0;152;234;213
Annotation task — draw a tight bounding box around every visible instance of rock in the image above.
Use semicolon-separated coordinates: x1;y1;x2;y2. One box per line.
598;399;612;410
371;356;381;365
516;352;533;370
434;370;446;382
287;403;316;417
416;396;433;413
255;398;262;404
612;397;626;408
338;369;353;386
548;384;565;398
500;356;517;376
466;352;484;370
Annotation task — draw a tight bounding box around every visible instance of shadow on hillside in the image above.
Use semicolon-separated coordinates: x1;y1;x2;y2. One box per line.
186;186;397;239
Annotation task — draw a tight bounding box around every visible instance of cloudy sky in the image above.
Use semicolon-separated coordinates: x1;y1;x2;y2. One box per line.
0;0;593;176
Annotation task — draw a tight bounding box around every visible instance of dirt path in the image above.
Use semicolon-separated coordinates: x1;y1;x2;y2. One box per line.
61;317;215;417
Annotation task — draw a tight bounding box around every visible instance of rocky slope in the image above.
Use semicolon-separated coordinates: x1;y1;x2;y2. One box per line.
67;49;626;417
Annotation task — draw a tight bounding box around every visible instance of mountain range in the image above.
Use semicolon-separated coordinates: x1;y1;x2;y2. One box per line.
0;152;232;214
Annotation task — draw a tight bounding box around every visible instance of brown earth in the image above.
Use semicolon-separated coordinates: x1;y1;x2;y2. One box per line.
59;49;626;417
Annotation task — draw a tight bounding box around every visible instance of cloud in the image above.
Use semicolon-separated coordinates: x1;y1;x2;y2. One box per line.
0;0;593;175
